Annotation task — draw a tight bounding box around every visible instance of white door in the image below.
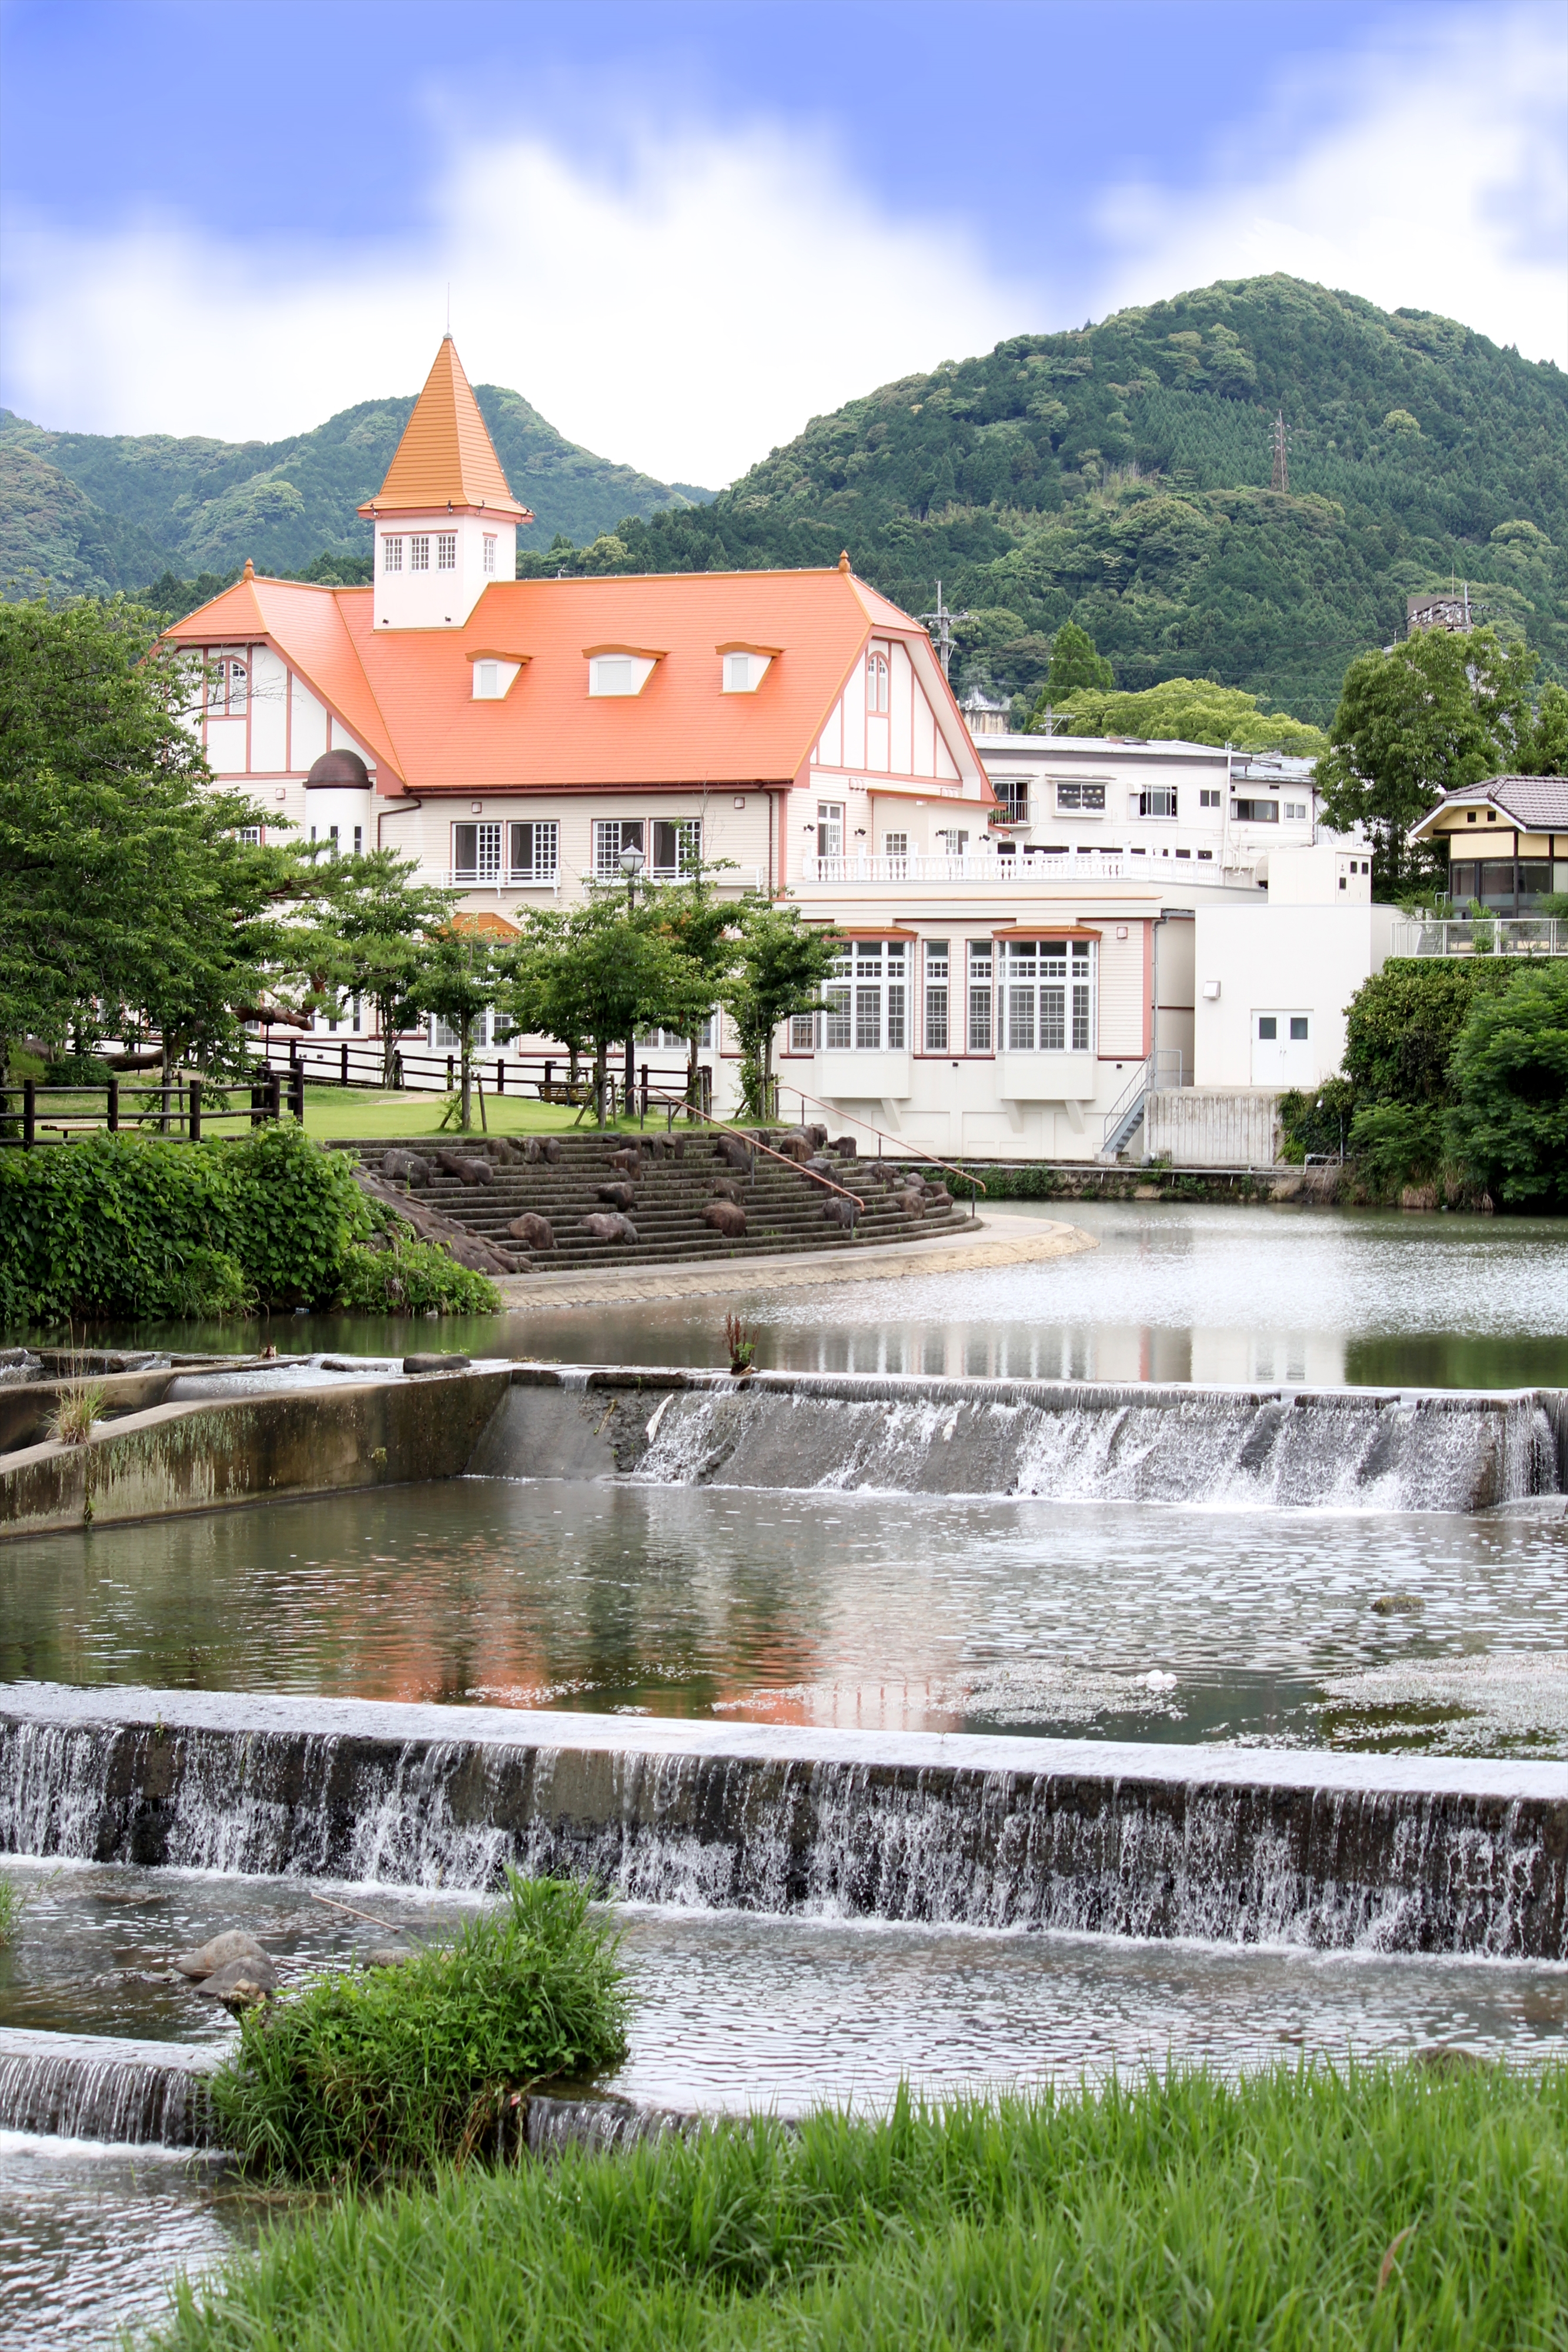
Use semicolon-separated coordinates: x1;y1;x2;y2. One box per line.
1251;1010;1315;1087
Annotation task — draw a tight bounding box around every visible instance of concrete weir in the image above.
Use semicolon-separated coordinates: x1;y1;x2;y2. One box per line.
2;1689;1564;1959
2;1362;1564;1535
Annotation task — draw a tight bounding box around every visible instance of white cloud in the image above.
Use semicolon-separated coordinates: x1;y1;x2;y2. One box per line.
0;126;1035;485
1094;4;1567;366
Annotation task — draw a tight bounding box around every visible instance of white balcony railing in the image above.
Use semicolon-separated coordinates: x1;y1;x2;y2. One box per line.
799;850;1159;886
430;866;765;896
1390;917;1568;958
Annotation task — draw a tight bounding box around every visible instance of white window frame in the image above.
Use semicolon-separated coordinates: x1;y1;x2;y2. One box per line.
866;645;890;714
437;533;457;572
1055;782;1105;811
967;941;994;1054
816;801;844;860
826;941;907;1053
509;819;559;883
788;1011;815;1053
1003;938;1095;1054
924;938;950;1053
483;534;497;576
1199;787;1221;808
409;534;430;572
652;817;701;878
452;820;503;882
992;777;1028;824
593;817;644;879
208;652;248;715
474;660;500;700
1135;787;1176;819
382;536;404;573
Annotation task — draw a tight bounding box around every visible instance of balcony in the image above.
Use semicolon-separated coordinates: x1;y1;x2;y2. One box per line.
1390;916;1568;958
801;850;1136;886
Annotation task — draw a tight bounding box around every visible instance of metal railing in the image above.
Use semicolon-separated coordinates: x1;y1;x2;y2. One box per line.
772;1081;985;1219
1099;1048;1185;1160
1390;916;1567;958
801;850;1163;886
643;1087;865;1213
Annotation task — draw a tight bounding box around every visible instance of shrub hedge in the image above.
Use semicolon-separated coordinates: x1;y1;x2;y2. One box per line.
0;1127;497;1328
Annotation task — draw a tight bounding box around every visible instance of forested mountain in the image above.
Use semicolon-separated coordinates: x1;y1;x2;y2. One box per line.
0;386;711;596
524;276;1568;727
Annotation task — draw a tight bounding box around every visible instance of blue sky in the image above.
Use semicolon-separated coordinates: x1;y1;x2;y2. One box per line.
1;0;1563;483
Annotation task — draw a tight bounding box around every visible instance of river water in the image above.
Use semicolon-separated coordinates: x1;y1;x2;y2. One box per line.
4;1202;1567;2340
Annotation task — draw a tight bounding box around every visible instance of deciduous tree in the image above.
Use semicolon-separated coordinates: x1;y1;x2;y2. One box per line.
721;904;842;1120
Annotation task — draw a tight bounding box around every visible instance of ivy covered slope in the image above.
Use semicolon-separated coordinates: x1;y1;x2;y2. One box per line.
0;386;712;596
526;275;1567;727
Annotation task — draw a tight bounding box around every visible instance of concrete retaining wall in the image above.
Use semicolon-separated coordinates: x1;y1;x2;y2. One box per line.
1144;1088;1282;1168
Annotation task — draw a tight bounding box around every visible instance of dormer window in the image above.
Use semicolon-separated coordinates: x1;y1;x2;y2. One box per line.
437;533;456;571
469;652;524;700
382;536;403;573
867;645;890;713
587;649;660;697
474;661;500;700
721;650;774;693
410;535;430;572
483;534;497;576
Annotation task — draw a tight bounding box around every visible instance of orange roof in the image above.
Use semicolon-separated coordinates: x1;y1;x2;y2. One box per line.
357;336;531;521
165;565;984;799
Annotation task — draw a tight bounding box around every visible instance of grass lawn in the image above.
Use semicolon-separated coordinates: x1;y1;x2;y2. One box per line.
151;2062;1566;2350
296;1086;657;1141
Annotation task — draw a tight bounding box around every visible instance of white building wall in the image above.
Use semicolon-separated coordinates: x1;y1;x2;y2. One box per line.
290;676;329;767
249;645;289;770
1193;903;1398;1090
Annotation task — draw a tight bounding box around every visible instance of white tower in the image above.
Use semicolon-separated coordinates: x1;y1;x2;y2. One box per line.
358;336;534;630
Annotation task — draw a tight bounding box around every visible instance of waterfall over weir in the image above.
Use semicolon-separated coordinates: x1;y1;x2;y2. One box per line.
483;1368;1567;1514
3;1690;1563;1961
0;2029;217;2145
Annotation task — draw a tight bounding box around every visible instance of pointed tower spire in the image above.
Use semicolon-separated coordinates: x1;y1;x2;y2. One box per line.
361;338;534;629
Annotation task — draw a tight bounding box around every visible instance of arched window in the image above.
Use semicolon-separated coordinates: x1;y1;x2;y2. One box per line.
866;646;890;714
209;653;248;714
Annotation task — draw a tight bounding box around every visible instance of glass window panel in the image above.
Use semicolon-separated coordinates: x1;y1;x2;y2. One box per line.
1258;1016;1277;1040
1289;1016;1309;1040
1008;987;1035;1052
824;985;851;1050
452;823;477;878
855;986;882;1050
887;984;905;1051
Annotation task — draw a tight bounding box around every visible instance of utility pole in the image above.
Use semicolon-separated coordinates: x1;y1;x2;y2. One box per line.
1270;411;1289;495
917;580;974;681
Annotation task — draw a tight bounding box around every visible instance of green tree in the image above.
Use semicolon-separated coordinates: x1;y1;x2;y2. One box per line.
1044;621;1113;701
638;880;738;1111
299;849;456;1085
1028;674;1324;751
506;901;693;1127
1315;627;1537;894
1342;958;1513;1111
1519;681;1568;776
1445;966;1568;1209
721;904;843;1120
415;926;507;1133
0;595;288;1088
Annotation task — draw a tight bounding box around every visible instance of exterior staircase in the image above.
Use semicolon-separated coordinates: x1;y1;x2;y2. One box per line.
332;1131;959;1274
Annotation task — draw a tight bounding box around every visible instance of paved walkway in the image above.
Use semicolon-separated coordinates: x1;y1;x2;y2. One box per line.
494;1211;1095;1312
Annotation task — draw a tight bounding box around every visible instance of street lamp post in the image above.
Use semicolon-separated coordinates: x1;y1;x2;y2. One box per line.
619;844;646;1108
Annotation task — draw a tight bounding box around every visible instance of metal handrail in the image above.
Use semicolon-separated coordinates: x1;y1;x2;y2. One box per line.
776;1081;986;1203
1099;1047;1183;1156
644;1086;864;1211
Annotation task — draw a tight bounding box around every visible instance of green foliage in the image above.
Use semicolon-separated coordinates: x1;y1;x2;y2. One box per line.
1342;958;1513;1110
299;851;456;1085
518;275;1568;726
0;594;298;1080
721;903;844;1118
337;1233;500;1317
415;928;510;1134
1044;618;1112;697
1;381;709;588
0;1873;21;1947
1445;965;1568;1208
152;2061;1568;2351
0;1127;372;1328
1316;626;1541;893
209;1873;627;2183
506;900;701;1127
1031;671;1325;750
1277;1075;1356;1162
1346;1101;1446;1193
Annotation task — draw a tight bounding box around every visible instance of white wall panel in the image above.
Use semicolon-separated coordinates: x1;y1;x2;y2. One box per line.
815;703;842;768
330;719;372;761
890;643;913;774
205;717;247;773
249;646;287;770
290;677;328;767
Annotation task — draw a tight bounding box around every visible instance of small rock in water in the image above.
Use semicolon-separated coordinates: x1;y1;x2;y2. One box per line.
1142;1670;1178;1692
403;1352;473;1374
1370;1592;1424;1615
172;1929;270;1980
363;1946;414;1969
194;1953;279;2003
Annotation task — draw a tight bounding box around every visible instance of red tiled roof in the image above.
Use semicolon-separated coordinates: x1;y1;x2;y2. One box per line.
164;566;982;797
359;337;530;520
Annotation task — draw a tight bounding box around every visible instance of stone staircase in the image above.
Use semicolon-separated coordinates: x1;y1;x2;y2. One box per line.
332;1130;960;1273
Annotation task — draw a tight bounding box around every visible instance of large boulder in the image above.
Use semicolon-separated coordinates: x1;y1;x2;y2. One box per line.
774;1131;812;1163
382;1149;431;1185
484;1138;521;1167
435;1150;493;1185
715;1135;752;1172
404;1352;474;1373
172;1929;269;1980
579;1211;638;1243
833;1135;858;1159
506;1212;556;1252
703;1199;747;1237
648;1132;685;1161
805;1122;828;1149
822;1197;857;1228
524;1135;562;1165
708;1175;744;1206
606;1146;643;1177
597;1181;636;1210
898;1188;926;1218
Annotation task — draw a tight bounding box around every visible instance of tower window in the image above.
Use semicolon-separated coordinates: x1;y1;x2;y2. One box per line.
382;536;403;573
410;535;430;572
866;646;890;714
437;533;457;571
483;534;497;576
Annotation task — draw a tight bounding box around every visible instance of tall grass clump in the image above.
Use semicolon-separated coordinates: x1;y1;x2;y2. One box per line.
153;2060;1567;2351
0;1873;22;1947
46;1377;106;1444
209;1873;627;2182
